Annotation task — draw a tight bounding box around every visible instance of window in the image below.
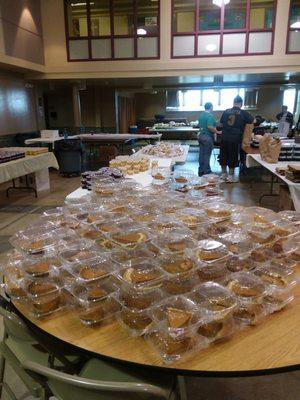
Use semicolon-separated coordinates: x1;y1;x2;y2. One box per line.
287;0;300;53
283;88;297;114
172;0;277;58
166;88;253;111
64;0;160;61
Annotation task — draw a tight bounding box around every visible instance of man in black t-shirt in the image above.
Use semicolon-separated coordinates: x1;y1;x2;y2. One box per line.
219;96;254;183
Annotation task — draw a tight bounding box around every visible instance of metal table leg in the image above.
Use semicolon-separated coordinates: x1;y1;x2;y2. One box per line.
259;173;279;205
6;176;37;198
177;375;188;400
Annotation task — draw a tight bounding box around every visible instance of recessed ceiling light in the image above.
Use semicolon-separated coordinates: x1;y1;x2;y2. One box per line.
137;28;147;35
206;43;217;52
213;0;230;7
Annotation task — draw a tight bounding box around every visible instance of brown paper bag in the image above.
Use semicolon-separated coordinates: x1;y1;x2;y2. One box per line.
259;135;281;163
242;123;254;151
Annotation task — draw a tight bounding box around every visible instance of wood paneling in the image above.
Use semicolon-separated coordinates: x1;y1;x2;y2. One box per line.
0;71;38;136
0;0;44;65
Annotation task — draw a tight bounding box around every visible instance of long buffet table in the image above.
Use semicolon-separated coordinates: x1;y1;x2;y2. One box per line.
246;153;300;212
0;152;59;196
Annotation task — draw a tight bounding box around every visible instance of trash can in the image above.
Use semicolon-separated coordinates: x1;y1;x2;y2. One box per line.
54;139;83;176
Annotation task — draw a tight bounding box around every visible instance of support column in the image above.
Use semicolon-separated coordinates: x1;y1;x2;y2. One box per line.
72;84;82;127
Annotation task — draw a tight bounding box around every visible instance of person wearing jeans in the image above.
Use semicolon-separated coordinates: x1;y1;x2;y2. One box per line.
198;102;219;176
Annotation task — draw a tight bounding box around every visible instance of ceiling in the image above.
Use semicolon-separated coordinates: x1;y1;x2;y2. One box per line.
41;72;300;91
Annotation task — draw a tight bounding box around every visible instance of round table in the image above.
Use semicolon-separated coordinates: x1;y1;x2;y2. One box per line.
13;281;300;378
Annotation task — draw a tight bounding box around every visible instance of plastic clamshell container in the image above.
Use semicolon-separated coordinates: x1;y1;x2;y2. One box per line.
22;257;62;279
162;270;200;295
263;287;294;313
197;314;236;342
115;285;163;311
278;210;300;225
150;295;201;338
151;167;171;185
189;282;237;315
130;211;158;225
271;222;299;238
109;227;151;249
77;296;120;326
253;264;296;290
116;258;164;290
248;247;274;263
67;255;116;283
197;258;230;282
145;217;184;235
43;207;64;218
93;217;128;234
154;231;197;255
79;224;104;241
106;203;133;216
26;277;63;299
158;254;197;278
10;227;68;255
244;223;276;244
190;178;209;191
218;230;258;254
225;254;256;273
67;277;119;304
118;305;153;336
192;240;230;263
110;248;153;266
159;200;187;215
3;279;27;301
92;183;119;197
175;208;209;229
247;206;279;224
233;301;266;326
60;247;99;264
173;170;195;185
204;202;233;220
146;329;201;362
28;289;67;318
225;272;268;303
265;235;299;256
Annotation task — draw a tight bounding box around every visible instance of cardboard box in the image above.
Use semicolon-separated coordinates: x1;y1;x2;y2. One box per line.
278;185;295;211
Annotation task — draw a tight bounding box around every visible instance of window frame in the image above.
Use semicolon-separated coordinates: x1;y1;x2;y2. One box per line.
286;0;300;54
64;0;161;62
165;87;256;112
171;0;277;58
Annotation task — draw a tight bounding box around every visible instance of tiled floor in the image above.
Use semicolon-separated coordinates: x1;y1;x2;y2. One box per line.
0;151;297;399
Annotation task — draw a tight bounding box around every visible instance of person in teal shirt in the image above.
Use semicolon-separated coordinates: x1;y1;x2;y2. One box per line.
198;102;219;176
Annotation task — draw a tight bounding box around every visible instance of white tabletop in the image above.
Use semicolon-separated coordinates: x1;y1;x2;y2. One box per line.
77;134;161;141
246;153;300;211
149;127;199;132
0;152;59;184
134;145;189;165
25;137;78;145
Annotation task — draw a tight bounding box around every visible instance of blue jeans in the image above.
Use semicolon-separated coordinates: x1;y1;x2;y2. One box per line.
198;134;214;176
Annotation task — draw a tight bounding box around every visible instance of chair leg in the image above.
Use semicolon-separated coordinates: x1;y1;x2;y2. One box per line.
0;354;6;398
177;375;188;400
0;382;17;400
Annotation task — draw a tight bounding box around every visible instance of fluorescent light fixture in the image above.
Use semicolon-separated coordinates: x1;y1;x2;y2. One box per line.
206;43;217;52
291;21;300;28
71;2;94;6
213;0;230;7
137;28;147;35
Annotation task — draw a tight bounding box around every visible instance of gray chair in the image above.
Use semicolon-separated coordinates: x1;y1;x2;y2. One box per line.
0;298;82;399
23;358;179;400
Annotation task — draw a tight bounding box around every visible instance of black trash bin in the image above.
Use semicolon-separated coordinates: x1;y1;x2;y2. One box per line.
54;139;83;177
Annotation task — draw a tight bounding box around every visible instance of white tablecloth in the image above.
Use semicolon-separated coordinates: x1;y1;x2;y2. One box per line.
0;153;59;184
65;158;173;202
134;145;189;165
246;153;300;211
77;134;161;142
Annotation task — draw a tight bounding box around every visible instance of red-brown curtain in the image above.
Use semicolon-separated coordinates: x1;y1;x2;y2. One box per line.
118;96;136;133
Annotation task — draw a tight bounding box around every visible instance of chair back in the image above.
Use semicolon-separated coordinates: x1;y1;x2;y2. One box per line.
23;361;171;400
0;297;35;342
